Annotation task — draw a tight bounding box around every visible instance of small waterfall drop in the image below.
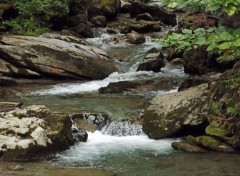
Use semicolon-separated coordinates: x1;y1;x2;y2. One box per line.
101;120;145;136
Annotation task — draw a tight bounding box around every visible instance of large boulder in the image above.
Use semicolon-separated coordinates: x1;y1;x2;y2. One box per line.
143;84;209;139
129;2;177;26
0;105;73;161
0;34;117;80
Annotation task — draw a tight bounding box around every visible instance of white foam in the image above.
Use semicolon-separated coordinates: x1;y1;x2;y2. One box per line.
57;131;175;163
30;71;157;95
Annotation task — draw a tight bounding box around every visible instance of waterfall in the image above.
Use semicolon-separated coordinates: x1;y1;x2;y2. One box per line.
101;120;145;136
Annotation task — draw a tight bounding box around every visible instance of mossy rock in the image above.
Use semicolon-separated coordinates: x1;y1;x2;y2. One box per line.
171;141;208;153
186;135;235;152
205;125;229;138
143;84;209;139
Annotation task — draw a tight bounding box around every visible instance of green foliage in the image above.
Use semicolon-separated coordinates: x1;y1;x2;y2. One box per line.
227;105;240;117
3;0;69;35
209;102;221;116
155;26;240;62
163;0;240;16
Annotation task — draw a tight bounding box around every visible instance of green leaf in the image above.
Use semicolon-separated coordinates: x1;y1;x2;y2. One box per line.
195;37;206;46
218;42;232;50
225;6;236;16
167;2;178;8
182;29;192;34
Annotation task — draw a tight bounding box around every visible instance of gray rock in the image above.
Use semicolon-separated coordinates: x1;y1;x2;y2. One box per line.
71;112;110;132
136;13;154;21
129;2;177;26
171;141;208;153
0;105;73;161
143;84;209;139
90;15;107;27
126;31;145;44
0;76;17;86
0;34;117;80
72;129;88;142
137;48;165;72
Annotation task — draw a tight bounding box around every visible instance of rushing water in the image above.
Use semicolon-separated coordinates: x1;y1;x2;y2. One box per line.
1;28;240;176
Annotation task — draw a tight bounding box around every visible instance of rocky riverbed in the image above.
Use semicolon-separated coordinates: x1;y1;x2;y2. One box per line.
0;0;240;175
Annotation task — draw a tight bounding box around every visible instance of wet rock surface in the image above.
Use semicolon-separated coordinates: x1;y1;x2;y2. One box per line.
71;112;110;132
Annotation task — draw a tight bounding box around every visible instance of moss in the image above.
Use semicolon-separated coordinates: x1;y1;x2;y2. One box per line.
100;0;116;5
205;125;228;138
187;135;221;150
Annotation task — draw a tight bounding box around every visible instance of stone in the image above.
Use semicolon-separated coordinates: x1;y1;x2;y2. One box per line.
0;102;22;112
136;13;154;21
126;31;145;44
0;76;17;86
99;77;180;94
169;58;184;66
120;0;131;13
72;129;88;142
0;34;117;80
71;23;94;38
183;47;234;75
143;84;209;139
178;72;221;91
137;48;165;72
66;14;88;27
90;15;107;27
108;17;161;33
171;141;208;153
179;13;218;29
0;105;74;161
187;135;235;152
88;0;121;20
129;2;177;26
71;112;110;132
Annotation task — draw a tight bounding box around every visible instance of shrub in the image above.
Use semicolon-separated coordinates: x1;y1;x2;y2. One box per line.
3;0;69;35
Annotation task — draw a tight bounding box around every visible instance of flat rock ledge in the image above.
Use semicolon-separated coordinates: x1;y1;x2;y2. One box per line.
0;105;73;161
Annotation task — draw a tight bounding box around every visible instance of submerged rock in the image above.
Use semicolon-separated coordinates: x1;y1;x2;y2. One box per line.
0;34;117;80
0;105;73;161
143;84;209;139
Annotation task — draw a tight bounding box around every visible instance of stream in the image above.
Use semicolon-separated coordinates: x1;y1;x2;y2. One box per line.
1;28;240;176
